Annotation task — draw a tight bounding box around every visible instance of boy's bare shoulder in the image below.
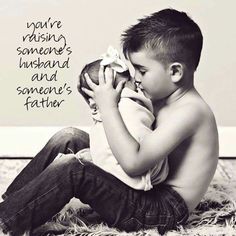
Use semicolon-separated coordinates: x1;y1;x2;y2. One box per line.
185;97;214;119
172;90;216;126
156;89;217;137
187;93;216;123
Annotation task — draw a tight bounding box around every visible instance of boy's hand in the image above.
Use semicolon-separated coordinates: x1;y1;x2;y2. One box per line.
81;66;125;113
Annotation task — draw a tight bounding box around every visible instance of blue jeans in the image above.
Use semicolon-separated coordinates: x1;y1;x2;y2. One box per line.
0;127;189;235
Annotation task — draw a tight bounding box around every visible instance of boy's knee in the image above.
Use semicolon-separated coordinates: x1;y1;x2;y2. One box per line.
51;154;84;173
48;127;89;151
56;153;78;164
56;154;92;173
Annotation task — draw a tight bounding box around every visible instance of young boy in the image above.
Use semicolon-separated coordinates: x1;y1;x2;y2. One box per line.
78;47;168;191
82;7;219;221
0;8;219;235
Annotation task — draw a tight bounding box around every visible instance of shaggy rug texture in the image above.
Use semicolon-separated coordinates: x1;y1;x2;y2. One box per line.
1;160;236;236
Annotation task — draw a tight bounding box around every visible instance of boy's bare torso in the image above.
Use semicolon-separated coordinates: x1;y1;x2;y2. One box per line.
153;88;219;212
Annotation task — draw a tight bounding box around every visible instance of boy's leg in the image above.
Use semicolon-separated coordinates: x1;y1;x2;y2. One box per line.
2;127;89;200
0;155;188;236
0;155;130;235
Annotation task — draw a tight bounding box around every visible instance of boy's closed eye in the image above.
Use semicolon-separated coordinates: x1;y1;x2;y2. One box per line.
139;70;146;75
133;64;147;76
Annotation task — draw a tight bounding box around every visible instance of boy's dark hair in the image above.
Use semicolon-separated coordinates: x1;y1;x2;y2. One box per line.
78;59;130;101
121;8;203;71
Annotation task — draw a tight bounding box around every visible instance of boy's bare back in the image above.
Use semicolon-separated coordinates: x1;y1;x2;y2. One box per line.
154;88;219;211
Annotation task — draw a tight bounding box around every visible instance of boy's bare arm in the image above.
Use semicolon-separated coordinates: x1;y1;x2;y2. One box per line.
101;103;201;176
82;67;201;176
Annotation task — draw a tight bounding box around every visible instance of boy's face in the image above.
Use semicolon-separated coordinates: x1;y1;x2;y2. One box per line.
129;49;175;101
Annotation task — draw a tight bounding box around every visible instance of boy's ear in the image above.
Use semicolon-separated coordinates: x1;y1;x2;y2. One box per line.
169;63;184;83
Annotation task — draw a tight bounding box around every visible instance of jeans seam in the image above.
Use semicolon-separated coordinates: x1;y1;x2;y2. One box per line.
3;183;62;225
164;192;188;225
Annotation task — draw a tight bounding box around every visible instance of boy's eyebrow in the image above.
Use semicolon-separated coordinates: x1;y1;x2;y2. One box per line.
132;63;147;70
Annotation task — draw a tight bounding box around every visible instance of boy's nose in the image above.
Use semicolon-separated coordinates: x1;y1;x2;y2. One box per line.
135;81;142;87
135;80;144;90
134;75;141;85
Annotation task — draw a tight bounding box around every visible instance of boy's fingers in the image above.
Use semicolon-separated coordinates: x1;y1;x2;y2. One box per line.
81;87;94;98
85;73;97;91
105;67;115;86
116;80;126;94
99;65;105;85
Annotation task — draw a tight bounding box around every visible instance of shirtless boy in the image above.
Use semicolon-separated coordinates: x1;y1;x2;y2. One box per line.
83;7;219;220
